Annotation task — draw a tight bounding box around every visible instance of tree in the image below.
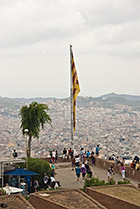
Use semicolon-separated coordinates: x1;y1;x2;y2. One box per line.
19;102;52;157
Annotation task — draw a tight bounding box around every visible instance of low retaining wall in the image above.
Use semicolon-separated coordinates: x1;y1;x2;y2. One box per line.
85;185;140;209
29;193;67;209
41;157;71;163
29;189;107;209
95;158;140;181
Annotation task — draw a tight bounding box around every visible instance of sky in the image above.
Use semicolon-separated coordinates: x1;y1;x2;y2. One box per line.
0;0;140;98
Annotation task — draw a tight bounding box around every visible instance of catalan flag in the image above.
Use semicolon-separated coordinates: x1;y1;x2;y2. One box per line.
70;46;80;132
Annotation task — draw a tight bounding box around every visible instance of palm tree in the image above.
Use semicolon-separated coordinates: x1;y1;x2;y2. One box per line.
19;102;52;157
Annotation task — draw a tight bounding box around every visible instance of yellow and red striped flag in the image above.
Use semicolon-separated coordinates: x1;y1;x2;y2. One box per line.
70;46;80;132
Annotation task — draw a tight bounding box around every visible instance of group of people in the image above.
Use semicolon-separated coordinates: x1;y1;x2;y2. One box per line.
61;146;101;182
75;161;93;182
70;147;100;182
43;169;60;189
49;150;58;163
131;155;140;170
62;145;100;162
108;155;126;180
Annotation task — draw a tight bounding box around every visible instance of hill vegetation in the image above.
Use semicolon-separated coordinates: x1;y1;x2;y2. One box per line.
1;93;140;117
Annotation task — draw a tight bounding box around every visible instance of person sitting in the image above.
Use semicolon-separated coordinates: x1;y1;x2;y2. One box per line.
131;160;136;169
50;175;60;189
33;180;39;192
111;154;116;161
135;162;140;170
134;155;139;163
43;173;49;189
115;156;121;164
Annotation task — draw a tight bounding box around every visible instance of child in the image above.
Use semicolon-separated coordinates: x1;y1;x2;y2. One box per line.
75;165;81;182
51;164;55;170
110;165;115;175
107;167;112;181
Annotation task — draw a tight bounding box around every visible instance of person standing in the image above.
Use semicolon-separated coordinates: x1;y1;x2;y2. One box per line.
120;162;125;180
49;150;52;163
81;163;87;182
75;165;81;182
80;148;84;163
107;168;111;181
71;156;75;171
75;155;80;167
13;149;18;158
91;152;95;165
55;150;58;163
95;145;100;157
52;150;56;163
68;148;72;160
85;163;93;179
63;148;67;159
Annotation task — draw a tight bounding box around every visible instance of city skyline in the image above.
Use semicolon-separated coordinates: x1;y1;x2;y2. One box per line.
0;0;140;98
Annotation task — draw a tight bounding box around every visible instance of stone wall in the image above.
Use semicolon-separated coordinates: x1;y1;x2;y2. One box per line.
29;193;67;209
95;158;140;181
29;189;107;209
85;185;140;209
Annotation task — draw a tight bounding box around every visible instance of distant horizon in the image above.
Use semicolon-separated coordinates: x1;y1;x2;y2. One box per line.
1;92;140;99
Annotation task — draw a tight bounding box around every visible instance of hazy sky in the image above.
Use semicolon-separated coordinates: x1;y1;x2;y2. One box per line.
0;0;140;98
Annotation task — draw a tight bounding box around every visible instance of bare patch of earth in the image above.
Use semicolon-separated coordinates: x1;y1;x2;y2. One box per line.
96;186;140;205
0;195;33;209
46;190;102;209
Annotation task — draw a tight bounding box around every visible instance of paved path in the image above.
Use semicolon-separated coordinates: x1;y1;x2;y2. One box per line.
54;162;139;189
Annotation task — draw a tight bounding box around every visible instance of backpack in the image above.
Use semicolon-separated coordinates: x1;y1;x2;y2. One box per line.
14;152;17;157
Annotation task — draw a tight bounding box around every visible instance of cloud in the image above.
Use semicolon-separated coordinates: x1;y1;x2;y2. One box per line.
0;0;140;97
0;0;140;56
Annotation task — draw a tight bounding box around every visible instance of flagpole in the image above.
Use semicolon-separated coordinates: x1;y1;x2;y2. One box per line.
70;45;74;151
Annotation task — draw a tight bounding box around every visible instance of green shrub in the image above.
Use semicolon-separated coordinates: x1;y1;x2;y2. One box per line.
28;158;51;188
83;177;116;191
118;179;130;184
0;188;6;196
108;177;116;185
17;158;51;188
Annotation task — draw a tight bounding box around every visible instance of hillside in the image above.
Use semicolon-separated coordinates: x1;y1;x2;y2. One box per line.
0;92;140;159
1;93;140;117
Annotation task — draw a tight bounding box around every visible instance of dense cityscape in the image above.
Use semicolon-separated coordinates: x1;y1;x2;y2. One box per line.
0;94;140;160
